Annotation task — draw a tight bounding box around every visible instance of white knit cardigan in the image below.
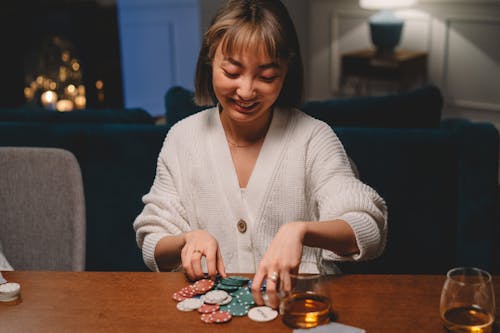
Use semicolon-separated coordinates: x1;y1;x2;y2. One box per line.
133;107;387;273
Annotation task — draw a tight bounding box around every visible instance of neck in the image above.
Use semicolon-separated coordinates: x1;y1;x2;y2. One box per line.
220;109;273;148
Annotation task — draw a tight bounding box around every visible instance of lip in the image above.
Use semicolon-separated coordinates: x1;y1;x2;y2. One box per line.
231;99;260;113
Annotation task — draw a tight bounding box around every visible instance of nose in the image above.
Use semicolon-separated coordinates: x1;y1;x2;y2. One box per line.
236;77;256;100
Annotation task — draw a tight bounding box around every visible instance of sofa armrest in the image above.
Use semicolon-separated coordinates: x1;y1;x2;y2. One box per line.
441;118;499;271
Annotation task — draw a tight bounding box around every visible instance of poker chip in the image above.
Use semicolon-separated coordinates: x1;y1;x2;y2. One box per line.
178;285;197;298
200;313;215;324
248;306;278;322
175;275;261;325
216;283;240;292
203;290;229;304
218;294;232;305
0;282;20;302
176;298;203;311
247;279;266;291
193;279;215;294
210;310;232;323
223;302;250;317
220;277;246;287
197;303;220;314
172;292;188;302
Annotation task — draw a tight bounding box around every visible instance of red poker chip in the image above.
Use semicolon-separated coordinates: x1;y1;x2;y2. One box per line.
172;292;187;302
193;279;215;294
197;303;220;314
178;286;197;297
210;310;232;323
200;313;215;324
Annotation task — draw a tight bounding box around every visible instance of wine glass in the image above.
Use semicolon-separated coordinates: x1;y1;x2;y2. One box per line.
440;267;495;333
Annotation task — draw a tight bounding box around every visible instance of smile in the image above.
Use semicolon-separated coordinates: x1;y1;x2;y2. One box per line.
232;99;259;111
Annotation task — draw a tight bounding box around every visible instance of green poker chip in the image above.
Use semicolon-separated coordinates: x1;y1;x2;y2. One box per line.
235;292;255;306
220;277;246;287
216;283;240;292
224;302;250;316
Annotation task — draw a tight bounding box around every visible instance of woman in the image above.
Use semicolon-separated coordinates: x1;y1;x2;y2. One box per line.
134;0;387;308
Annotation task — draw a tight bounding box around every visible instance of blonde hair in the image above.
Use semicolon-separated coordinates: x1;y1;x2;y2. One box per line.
194;0;303;108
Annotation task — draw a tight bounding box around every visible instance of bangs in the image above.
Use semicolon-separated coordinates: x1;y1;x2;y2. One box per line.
219;22;285;63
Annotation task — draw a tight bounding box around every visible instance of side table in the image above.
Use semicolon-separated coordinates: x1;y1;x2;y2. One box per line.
340;49;428;96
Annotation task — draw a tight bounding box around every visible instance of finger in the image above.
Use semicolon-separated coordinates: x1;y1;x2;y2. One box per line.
191;250;204;280
181;247;196;281
266;272;279;309
251;270;266;306
205;248;218;280
216;248;227;279
281;270;292;293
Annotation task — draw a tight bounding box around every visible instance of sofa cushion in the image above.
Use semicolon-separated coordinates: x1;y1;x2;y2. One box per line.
164;85;443;128
164;86;212;128
335;126;459;273
0;108;155;124
301;84;443;128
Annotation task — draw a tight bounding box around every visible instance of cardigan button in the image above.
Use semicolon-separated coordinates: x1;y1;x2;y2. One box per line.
237;219;247;233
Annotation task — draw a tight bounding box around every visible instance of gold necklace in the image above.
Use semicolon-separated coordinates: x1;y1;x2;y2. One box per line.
226;137;263;148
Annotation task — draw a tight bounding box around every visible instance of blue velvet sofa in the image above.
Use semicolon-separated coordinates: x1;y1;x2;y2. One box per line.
0;85;498;274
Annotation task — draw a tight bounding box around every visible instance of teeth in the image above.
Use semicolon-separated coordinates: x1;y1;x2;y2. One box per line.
235;100;256;108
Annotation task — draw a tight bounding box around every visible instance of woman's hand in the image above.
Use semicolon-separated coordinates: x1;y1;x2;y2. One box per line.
181;230;227;281
251;222;306;309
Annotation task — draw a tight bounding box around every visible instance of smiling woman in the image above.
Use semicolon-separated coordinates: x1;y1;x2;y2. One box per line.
134;0;387;312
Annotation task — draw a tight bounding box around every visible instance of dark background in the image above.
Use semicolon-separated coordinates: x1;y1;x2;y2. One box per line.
0;0;123;109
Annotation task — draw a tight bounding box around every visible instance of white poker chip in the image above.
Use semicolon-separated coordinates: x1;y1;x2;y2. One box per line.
0;282;20;302
203;290;229;304
218;294;232;305
248;306;278;322
176;298;203;311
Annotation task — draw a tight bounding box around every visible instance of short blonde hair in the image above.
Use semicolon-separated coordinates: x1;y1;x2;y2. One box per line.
194;0;303;108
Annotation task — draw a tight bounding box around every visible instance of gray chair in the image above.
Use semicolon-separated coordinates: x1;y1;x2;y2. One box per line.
0;147;86;271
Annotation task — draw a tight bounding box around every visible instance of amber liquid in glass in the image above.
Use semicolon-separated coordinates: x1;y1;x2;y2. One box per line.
442;305;493;333
281;292;331;329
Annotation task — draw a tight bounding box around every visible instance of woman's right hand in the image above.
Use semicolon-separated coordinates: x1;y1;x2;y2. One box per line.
181;230;226;281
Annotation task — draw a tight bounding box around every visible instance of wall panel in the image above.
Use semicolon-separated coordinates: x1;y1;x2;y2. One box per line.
118;0;200;116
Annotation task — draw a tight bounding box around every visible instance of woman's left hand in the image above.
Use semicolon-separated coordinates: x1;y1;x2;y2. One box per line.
250;222;306;309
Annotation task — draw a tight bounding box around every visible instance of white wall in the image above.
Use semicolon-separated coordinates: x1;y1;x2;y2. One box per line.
309;0;500;127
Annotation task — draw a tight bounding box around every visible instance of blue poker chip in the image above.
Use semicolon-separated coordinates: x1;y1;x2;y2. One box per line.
247;279;266;291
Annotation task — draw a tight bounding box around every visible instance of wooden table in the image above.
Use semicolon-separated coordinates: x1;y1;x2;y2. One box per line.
1;271;499;332
340;49;428;96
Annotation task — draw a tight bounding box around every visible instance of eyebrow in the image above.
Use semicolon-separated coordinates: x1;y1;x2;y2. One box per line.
226;57;280;70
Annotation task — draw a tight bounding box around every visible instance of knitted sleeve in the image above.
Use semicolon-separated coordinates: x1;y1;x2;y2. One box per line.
306;122;388;262
133;130;191;271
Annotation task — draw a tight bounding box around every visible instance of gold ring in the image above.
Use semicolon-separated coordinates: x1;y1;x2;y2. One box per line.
269;271;279;282
193;249;202;254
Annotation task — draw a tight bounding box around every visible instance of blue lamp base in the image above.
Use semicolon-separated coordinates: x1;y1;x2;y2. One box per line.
369;10;404;56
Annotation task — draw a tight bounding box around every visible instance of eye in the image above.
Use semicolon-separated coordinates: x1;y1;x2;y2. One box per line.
223;70;239;79
260;75;278;83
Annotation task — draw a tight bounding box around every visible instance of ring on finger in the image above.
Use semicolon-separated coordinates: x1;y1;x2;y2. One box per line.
269;271;279;282
193;249;202;254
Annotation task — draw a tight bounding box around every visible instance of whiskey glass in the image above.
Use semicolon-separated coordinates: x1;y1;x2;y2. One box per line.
440;267;495;333
280;260;332;329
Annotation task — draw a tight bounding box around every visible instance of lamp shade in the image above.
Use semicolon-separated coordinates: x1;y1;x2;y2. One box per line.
360;0;416;9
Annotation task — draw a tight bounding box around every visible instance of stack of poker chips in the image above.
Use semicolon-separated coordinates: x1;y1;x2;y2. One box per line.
0;281;21;302
172;275;278;324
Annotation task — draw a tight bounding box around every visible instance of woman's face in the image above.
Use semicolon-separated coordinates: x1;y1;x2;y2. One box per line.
211;42;287;125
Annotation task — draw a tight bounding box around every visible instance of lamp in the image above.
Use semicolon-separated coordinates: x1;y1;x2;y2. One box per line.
360;0;417;56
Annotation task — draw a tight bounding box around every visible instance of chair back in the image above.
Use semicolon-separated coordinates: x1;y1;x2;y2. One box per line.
0;147;86;271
